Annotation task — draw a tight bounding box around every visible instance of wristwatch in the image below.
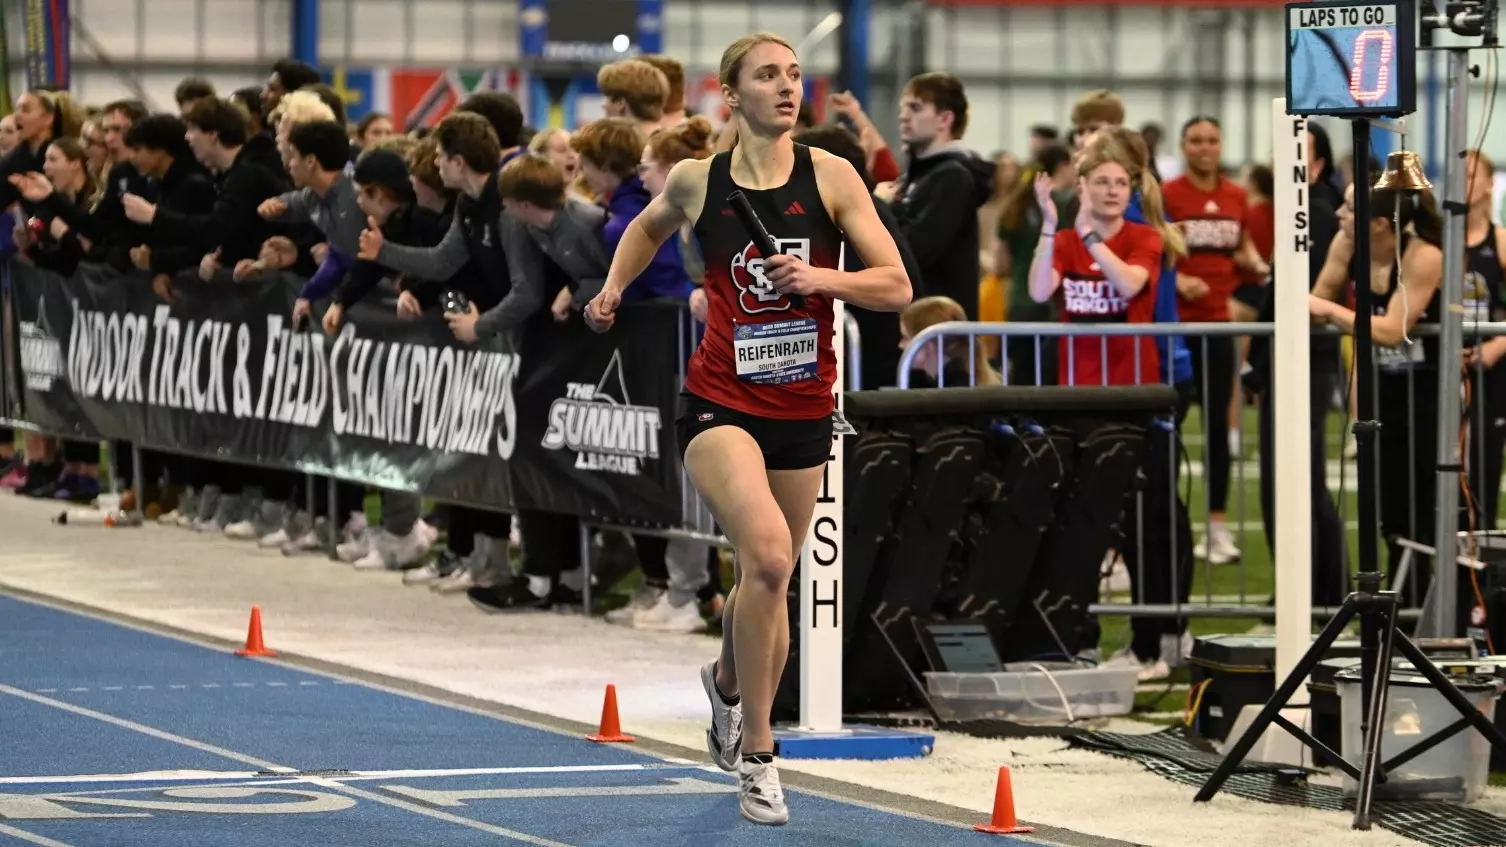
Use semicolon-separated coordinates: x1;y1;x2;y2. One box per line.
1080;229;1103;248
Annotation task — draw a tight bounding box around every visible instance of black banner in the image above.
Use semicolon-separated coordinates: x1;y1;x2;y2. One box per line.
5;262;685;525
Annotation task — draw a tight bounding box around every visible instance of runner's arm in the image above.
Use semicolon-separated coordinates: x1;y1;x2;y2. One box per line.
598;160;695;300
810;153;910;312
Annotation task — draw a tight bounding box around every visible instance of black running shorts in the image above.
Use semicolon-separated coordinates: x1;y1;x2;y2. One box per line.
675;392;833;471
1231;281;1267;312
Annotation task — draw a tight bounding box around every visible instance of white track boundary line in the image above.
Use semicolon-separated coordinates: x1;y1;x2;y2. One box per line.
0;684;574;847
0;763;712;786
0;823;80;847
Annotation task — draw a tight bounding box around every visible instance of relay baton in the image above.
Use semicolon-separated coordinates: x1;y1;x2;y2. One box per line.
727;190;806;308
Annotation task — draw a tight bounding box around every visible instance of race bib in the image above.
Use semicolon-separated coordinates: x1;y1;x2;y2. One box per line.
733;318;819;385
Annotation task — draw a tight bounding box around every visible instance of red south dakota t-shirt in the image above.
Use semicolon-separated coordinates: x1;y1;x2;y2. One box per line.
1053;222;1163;386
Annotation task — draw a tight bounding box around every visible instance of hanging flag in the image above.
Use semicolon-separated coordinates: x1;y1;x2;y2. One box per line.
0;3;14;112
22;0;69;91
324;65;392;123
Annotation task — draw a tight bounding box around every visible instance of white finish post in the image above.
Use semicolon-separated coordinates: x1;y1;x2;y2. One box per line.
1272;99;1314;694
798;262;846;733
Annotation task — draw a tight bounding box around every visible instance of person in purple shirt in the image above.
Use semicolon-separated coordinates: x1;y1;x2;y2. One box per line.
572;118;692;304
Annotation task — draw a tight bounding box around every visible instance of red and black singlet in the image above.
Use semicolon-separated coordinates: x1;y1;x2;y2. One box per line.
686;143;844;420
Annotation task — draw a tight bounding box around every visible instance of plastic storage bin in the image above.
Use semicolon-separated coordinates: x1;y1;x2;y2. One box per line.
924;662;1139;723
1335;666;1500;803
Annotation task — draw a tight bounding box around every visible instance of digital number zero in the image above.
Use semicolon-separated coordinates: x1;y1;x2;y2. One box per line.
1349;28;1394;103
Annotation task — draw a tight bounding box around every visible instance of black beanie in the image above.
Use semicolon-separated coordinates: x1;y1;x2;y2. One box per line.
353;148;414;202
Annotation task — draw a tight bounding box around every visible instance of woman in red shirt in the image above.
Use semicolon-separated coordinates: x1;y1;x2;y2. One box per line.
1027;132;1176;386
1161;117;1269;565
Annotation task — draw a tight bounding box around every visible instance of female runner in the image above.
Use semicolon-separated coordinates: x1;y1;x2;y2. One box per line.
584;32;911;826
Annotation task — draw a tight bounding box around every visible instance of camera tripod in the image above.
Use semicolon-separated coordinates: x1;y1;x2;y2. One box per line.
1193;571;1506;829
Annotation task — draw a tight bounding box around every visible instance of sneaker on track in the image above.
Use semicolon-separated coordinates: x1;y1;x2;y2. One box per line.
700;660;742;772
737;759;789;826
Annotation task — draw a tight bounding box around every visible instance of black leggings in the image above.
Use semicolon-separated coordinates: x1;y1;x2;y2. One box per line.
634;535;670;587
1178;336;1237;513
1121;413;1196;660
449;506;512;557
515;509;577;578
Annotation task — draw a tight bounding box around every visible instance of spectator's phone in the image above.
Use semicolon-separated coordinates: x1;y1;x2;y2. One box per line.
727;190;806;308
444;290;471;314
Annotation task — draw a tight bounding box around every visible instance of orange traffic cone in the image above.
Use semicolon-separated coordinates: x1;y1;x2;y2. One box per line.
234;606;277;657
974;766;1034;834
585;684;634;743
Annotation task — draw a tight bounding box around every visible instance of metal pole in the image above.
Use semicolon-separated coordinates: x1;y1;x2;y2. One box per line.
1352;120;1381;587
1425;48;1471;637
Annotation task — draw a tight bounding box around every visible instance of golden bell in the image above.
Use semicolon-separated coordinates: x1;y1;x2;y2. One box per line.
1374;150;1432;192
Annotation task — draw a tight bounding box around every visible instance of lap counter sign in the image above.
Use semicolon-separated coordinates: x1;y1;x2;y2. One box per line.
727;190;934;761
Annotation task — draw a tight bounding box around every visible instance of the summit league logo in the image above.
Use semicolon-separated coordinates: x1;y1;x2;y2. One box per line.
541;350;662;476
730;237;811;314
18;296;64;391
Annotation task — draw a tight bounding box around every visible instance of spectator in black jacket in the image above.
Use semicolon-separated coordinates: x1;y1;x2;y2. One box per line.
877;73;995;319
122;98;291;277
15;137;99;278
358;112;539;343
324;147;440;332
0;90;85;214
797;124;922;390
120;114;217;297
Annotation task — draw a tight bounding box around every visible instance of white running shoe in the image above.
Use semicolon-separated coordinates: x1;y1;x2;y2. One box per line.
1107;646;1171;681
257;528;290;549
737;758;789;826
605;584;663;625
633;593;707;633
1194;523;1241;564
700;660;742;772
223;520;259;540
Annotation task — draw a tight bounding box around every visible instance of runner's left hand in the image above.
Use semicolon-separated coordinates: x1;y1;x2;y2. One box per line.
763;253;824;297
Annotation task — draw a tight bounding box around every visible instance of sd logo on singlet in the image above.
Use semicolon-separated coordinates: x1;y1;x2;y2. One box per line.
730;238;812;314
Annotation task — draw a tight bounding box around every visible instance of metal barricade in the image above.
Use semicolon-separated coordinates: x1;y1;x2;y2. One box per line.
894;318;1506;626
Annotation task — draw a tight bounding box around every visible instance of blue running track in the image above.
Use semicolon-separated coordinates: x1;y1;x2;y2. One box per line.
0;594;1047;846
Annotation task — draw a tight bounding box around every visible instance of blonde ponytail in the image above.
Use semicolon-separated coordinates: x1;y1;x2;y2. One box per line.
1137;170;1186;262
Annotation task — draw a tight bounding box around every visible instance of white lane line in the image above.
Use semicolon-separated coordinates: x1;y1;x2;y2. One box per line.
266;682;286;687
168;685;186;690
0;684;577;847
232;683;254;688
66;688;88;693
0;763;689;786
33;689;55;694
0;684;280;769
0;822;81;847
298;681;319;686
200;684;221;689
101;686;122;691
135;686;153;690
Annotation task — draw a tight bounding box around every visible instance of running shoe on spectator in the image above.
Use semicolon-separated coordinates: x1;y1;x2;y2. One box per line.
467;580;547;612
352;523;432;571
159;487;196;526
404;547;464;586
1194;523;1241;564
431;536;506;594
0;457;25;488
197;492;245;534
260;508;311;548
1106;646;1170;681
280;516;331;557
605;583;664;625
335;512;371;562
227;498;287;541
633;593;707;633
186;485;220;529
